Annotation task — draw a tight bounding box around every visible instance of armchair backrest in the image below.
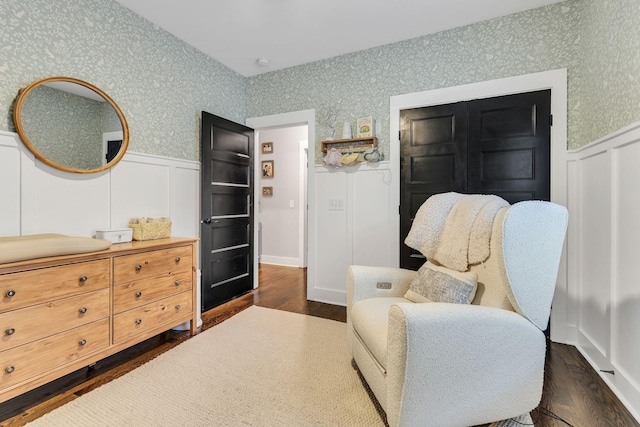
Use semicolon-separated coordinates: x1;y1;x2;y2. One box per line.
469;201;568;331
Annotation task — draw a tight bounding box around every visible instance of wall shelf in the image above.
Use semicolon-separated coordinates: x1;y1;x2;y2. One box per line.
321;136;377;153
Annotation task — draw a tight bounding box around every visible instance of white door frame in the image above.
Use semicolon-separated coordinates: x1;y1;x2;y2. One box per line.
299;140;309;268
246;110;316;291
389;68;569;342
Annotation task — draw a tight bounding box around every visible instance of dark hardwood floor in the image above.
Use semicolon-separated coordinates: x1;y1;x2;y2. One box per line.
1;264;637;426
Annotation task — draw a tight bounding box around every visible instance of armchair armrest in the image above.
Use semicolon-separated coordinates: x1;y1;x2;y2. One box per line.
347;265;417;309
386;303;545;427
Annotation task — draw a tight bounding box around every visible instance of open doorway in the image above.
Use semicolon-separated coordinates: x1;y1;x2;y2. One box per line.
255;125;308;269
246;109;317;298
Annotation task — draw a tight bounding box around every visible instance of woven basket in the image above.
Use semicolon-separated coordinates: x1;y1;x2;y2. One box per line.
128;217;172;241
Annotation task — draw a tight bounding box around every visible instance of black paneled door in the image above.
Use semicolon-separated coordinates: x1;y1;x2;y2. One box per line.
201;112;254;312
400;89;551;270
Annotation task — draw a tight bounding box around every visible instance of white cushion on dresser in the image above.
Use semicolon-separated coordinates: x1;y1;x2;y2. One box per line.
0;234;112;264
351;297;407;371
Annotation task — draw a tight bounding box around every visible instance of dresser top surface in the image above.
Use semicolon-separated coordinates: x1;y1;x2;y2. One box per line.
0;237;198;273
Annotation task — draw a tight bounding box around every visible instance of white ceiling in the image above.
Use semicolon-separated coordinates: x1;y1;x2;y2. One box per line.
114;0;566;77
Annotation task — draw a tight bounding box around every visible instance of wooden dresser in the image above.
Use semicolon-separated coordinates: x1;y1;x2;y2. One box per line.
0;237;198;403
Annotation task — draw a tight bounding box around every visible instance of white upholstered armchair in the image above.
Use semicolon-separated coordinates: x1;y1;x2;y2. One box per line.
347;200;568;427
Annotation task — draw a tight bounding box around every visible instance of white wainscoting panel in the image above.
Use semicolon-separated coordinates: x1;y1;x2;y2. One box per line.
352;167;394;267
576;150;611;359
172;165;200;239
312;167;350;303
611;141;640;413
21;160;111;237
0;132;23;236
566;122;640;421
110;157;171;228
311;162;392;305
0;131;200;242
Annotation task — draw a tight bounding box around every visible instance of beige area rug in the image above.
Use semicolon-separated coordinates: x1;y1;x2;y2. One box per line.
27;306;386;426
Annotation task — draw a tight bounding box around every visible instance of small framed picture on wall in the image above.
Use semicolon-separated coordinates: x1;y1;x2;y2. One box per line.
261;142;274;154
262;160;274;178
262;186;273;196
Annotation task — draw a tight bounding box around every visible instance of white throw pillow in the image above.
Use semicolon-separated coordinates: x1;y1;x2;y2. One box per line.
404;261;478;304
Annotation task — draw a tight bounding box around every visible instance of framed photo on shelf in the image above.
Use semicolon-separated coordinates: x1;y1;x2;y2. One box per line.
262;186;273;196
261;142;273;154
262;160;274;178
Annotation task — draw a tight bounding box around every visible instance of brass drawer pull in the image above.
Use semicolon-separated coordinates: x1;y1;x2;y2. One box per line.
175;257;181;263
135;319;142;325
79;275;88;282
174;280;181;286
135;291;142;298
5;328;15;336
5;366;15;374
79;307;88;314
135;264;142;271
175;304;181;310
79;339;87;346
6;290;16;298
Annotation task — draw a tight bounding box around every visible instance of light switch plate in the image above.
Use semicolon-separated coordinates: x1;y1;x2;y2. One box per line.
329;199;344;211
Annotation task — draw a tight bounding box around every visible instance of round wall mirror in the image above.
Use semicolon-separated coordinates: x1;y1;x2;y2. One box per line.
13;76;129;174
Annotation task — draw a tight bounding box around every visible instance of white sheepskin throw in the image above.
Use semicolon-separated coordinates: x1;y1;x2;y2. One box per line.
404;192;461;261
404;192;508;271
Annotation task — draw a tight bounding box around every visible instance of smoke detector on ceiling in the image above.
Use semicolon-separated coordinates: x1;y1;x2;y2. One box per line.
256;58;270;67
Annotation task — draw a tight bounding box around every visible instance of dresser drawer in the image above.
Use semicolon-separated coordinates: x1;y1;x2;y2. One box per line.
0;318;110;389
113;269;192;314
0;288;109;351
0;259;110;314
113;291;192;343
113;246;192;285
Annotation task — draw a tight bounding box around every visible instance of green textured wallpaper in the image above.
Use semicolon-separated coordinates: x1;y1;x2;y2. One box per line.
1;0;639;164
0;0;246;161
247;1;583;163
577;0;640;148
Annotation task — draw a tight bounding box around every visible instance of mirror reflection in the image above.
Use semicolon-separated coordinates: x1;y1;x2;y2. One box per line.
13;77;129;174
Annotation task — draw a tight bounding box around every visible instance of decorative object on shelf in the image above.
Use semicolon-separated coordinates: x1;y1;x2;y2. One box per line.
262;186;273;196
339;152;359;166
261;142;273;154
363;147;382;163
317;107;338;140
262;160;274;177
341;121;352;139
356;116;374;138
128;216;171;241
323;148;342;168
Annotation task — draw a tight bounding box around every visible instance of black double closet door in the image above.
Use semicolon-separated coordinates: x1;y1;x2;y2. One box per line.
400;89;551;270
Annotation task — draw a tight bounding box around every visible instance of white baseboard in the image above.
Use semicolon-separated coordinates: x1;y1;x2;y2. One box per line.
307;287;346;307
575;344;640;422
259;255;301;267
